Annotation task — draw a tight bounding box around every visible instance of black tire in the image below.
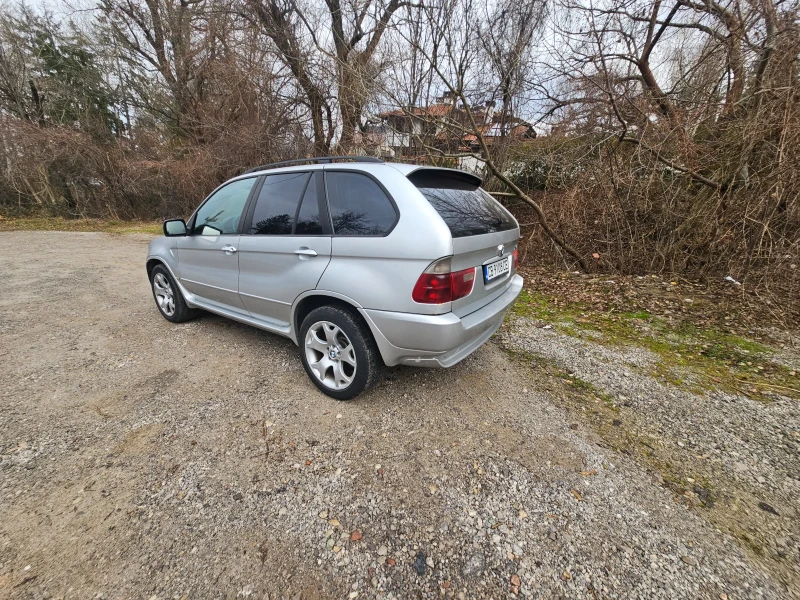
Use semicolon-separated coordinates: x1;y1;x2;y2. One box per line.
299;305;382;400
150;264;199;323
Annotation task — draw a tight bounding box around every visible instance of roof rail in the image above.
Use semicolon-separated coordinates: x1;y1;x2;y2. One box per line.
244;155;383;174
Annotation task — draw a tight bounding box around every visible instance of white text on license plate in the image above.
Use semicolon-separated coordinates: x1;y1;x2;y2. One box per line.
483;256;511;282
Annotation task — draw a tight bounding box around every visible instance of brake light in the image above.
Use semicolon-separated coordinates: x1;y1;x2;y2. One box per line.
512;249;518;269
412;273;451;303
412;258;476;304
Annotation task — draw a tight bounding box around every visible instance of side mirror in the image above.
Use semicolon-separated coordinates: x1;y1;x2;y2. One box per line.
163;219;187;237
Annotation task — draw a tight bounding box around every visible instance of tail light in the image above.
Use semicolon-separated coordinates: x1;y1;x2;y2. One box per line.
512;248;518;269
412;257;476;304
451;267;476;299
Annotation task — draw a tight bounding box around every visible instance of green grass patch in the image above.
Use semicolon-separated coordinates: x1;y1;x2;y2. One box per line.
511;290;800;401
512;289;569;320
505;346;719;509
738;532;766;557
505;346;619;411
0;216;162;235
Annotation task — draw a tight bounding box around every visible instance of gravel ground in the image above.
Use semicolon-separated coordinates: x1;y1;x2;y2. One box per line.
497;321;800;593
0;231;794;599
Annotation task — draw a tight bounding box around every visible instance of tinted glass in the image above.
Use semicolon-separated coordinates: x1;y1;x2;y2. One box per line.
193;177;256;235
250;172;310;235
411;174;516;238
295;175;323;235
326;172;397;236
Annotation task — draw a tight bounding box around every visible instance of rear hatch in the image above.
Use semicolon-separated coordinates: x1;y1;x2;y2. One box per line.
408;169;519;318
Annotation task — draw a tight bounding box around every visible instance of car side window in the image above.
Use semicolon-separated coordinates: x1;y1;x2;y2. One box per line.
294;175;323;235
249;172;311;235
192;177;256;235
325;172;397;236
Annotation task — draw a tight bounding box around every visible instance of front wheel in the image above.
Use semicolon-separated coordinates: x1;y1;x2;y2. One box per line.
299;306;381;400
150;264;199;323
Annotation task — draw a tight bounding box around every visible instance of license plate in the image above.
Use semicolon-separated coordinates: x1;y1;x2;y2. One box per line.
483;256;511;283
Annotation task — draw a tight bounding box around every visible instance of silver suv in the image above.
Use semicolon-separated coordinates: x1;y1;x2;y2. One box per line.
146;157;523;399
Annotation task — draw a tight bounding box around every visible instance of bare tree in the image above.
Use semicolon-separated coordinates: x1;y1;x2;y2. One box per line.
99;0;210;141
533;0;799;276
0;7;33;123
479;0;544;149
389;0;589;270
246;0;335;154
247;0;408;152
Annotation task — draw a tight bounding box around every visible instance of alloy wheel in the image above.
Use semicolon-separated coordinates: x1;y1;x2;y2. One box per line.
304;320;357;390
153;272;175;316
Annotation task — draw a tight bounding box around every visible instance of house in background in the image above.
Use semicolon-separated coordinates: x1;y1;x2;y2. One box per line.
358;92;536;172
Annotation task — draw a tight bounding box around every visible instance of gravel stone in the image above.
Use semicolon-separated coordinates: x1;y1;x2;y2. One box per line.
0;232;793;598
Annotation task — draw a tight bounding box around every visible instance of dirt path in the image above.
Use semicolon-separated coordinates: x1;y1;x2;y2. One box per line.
0;231;790;599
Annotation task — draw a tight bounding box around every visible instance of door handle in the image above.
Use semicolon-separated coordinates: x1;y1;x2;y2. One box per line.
221;245;237;254
294;248;318;257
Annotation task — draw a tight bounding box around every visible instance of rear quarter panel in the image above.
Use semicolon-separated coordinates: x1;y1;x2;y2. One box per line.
317;165;453;315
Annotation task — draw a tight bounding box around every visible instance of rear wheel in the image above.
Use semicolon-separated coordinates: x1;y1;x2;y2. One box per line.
299;306;381;400
150;264;198;323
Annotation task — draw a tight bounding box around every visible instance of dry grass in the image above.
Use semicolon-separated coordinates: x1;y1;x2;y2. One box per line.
510;281;800;401
0;216;162;235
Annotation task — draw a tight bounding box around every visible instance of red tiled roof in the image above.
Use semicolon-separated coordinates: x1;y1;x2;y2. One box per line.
427;104;454;116
510;124;532;136
376;104;536;142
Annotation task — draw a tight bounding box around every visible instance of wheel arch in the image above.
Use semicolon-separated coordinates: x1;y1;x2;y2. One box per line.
146;257;192;306
292;291;363;339
292;292;396;367
146;257;164;278
146;256;181;281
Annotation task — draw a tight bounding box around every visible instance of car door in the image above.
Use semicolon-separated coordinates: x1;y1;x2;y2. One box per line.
238;171;332;326
177;176;258;313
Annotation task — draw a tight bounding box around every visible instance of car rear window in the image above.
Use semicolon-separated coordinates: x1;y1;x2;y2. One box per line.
408;170;517;238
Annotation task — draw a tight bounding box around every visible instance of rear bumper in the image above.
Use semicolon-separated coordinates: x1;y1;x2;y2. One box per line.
360;274;523;367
